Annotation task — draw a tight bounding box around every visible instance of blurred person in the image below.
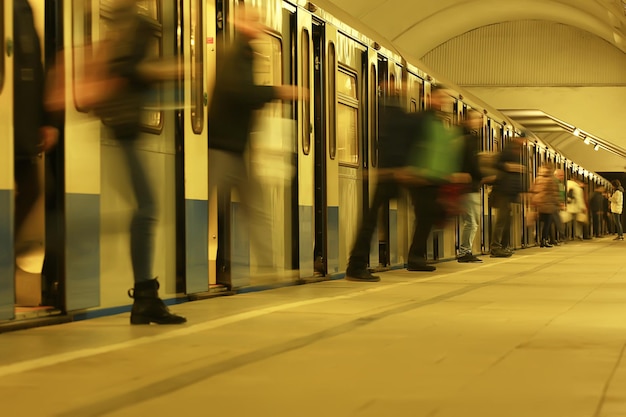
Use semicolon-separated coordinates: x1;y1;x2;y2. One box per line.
345;89;418;281
13;0;58;243
402;86;465;271
550;168;567;245
94;0;186;324
589;186;604;238
566;178;586;240
609;180;624;240
457;109;484;263
530;165;559;248
602;188;613;235
208;5;301;278
489;135;527;258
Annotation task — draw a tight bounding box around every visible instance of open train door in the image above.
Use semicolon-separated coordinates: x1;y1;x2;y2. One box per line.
0;0;14;320
176;0;211;295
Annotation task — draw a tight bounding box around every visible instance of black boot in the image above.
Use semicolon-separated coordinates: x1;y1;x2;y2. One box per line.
128;279;187;325
541;239;553;248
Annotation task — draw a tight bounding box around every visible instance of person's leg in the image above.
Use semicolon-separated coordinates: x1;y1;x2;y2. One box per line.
540;213;552;246
458;192;480;260
490;193;509;253
346;181;397;281
407;186;439;270
119;142;186;325
14;158;41;241
614;213;623;238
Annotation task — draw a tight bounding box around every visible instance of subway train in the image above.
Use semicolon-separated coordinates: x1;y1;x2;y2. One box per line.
0;0;612;327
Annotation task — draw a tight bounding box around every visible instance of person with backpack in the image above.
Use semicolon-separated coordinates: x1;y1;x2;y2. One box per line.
94;0;186;324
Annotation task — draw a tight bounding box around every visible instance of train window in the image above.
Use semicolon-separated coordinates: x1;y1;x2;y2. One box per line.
301;29;311;155
328;42;336;160
337;69;359;165
190;0;203;134
72;0;93;112
0;0;4;93
370;65;377;167
410;100;417;113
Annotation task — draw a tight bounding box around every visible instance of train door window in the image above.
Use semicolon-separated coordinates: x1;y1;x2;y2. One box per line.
370;64;377;167
337;69;358;165
410;99;417;113
190;0;204;134
301;29;310;155
251;33;282;121
72;0;93;112
0;0;4;92
328;42;336;159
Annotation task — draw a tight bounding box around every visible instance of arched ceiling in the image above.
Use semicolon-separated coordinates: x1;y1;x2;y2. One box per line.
312;0;626;173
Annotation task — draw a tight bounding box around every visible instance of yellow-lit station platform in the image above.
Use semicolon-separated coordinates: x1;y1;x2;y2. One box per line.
1;238;626;417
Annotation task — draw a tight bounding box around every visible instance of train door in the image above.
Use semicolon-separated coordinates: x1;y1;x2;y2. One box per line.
374;56;388;268
335;34;367;273
311;19;328;276
176;0;211;295
0;0;14;320
295;9;314;278
11;0;65;316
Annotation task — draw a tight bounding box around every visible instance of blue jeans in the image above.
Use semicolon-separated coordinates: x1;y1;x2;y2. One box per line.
119;142;158;283
459;192;480;256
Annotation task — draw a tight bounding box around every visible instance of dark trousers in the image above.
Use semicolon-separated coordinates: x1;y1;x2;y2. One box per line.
14;157;41;237
613;212;623;238
591;212;602;237
408;186;440;264
539;212;552;241
490;192;514;250
348;181;438;270
348;180;401;270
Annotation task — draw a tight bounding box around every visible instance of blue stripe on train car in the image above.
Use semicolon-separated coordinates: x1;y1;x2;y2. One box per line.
65;193;100;311
299;205;314;276
390;208;398;265
185;199;209;294
0;190;14;320
327;206;339;274
231;201;250;288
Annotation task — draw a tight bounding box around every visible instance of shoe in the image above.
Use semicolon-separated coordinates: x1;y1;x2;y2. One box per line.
540;240;553;248
457;254;483;263
614;236;624;241
490;248;512;258
407;262;436;272
128;279;187;325
345;268;380;282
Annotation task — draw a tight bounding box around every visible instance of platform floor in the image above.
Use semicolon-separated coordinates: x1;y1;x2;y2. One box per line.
1;237;626;417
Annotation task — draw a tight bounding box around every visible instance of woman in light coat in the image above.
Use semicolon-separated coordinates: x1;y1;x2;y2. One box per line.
609;180;624;240
566;179;587;239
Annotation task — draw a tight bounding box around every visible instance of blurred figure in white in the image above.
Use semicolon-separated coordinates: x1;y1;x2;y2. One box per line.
208;5;301;280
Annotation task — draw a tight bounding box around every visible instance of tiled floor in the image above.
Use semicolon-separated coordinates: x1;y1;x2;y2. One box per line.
1;237;625;417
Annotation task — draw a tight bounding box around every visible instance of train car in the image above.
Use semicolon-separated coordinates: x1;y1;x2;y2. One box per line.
0;0;614;328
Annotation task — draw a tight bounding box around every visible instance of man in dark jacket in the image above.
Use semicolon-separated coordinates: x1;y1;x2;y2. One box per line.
345;91;416;281
589;187;604;237
489;135;527;257
208;6;299;277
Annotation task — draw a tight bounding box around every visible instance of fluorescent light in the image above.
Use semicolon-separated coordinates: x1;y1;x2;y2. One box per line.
573;128;580;137
594;144;600;151
583;137;590;145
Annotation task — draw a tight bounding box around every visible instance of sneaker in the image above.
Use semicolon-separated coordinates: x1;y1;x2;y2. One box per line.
407;262;436;272
490;248;512;258
345;269;381;282
458;254;483;263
